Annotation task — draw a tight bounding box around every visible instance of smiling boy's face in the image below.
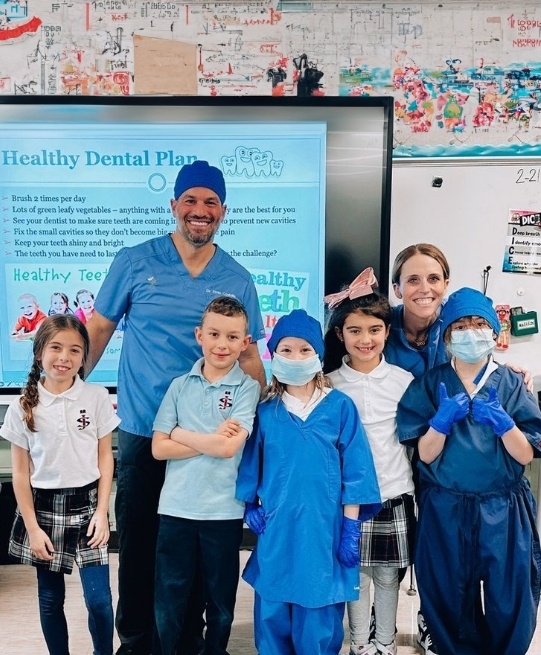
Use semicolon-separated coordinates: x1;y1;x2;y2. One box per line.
20;297;38;319
195;311;250;380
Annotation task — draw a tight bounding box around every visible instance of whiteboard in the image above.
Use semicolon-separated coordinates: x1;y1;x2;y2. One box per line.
391;159;541;384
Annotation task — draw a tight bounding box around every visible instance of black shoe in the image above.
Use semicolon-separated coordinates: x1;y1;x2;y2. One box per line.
116;646;151;655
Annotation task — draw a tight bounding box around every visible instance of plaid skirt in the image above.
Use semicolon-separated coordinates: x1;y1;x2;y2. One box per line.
9;480;109;575
359;493;416;568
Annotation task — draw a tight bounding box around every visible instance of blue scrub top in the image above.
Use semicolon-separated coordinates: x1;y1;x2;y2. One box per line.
95;235;265;437
385;305;448;378
237;390;381;608
397;363;541;493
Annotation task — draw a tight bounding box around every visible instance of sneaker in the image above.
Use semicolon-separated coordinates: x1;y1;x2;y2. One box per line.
417;611;439;654
350;644;378;655
374;641;397;655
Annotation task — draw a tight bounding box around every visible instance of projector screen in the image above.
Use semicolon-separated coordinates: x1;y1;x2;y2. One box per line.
0;96;392;393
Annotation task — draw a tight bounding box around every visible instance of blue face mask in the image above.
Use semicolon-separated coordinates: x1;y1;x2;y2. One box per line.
448;328;495;364
271;352;322;386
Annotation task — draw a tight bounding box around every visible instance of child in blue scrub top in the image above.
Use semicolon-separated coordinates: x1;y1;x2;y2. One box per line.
397;287;541;655
236;309;381;655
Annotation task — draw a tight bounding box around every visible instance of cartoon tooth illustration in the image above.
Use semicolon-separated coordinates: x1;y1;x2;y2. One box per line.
221;155;237;176
235;145;255;177
251;150;272;177
269;159;284;176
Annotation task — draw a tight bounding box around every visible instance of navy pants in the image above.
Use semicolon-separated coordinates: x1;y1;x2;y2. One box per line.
415;480;541;655
154;515;243;655
115;430;205;655
37;564;113;655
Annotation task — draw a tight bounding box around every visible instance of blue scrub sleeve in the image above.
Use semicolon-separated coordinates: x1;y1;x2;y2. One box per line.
236;415;263;503
152;376;187;434
94;247;132;324
338;394;381;507
397;376;438;445
494;369;541;456
240;281;265;345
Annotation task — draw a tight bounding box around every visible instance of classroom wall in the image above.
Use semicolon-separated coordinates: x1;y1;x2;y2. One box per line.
2;1;541;143
2;0;541;378
391;159;541;383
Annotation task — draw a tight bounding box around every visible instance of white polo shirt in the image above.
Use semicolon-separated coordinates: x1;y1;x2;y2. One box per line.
329;355;415;502
0;376;120;488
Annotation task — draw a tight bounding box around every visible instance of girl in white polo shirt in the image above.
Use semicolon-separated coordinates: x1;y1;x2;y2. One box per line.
0;314;119;655
324;270;416;655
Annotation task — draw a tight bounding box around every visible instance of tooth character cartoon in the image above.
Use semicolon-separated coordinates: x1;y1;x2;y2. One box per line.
269;159;284;177
251;150;272;177
235;145;255;177
221;155;237;176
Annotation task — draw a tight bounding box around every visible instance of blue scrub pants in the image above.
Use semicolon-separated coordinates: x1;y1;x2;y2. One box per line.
415;480;541;655
254;593;345;655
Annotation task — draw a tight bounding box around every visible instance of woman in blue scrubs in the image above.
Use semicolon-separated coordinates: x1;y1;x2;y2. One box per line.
385;243;450;378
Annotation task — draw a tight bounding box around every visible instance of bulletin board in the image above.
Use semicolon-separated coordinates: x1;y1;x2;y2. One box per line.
391;158;541;381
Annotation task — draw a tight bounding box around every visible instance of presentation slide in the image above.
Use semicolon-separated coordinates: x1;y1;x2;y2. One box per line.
0;121;326;387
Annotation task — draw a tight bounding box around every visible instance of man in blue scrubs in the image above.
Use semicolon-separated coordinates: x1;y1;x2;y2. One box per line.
86;160;265;655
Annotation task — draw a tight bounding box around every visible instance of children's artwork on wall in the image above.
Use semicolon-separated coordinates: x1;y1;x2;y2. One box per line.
0;0;41;48
2;1;541;156
495;304;511;351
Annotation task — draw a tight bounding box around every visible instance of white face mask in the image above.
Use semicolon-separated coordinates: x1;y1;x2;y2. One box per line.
271;352;322;386
448;328;495;364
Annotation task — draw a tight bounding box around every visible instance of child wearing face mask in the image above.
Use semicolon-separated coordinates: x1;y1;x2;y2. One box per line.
397;287;541;655
236;309;381;655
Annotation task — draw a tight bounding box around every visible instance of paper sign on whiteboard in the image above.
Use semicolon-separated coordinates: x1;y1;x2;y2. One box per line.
503;209;541;275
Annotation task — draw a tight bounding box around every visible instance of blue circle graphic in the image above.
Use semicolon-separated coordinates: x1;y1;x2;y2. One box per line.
148;173;167;193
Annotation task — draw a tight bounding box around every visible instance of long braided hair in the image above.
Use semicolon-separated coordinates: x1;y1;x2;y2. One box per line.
20;315;89;432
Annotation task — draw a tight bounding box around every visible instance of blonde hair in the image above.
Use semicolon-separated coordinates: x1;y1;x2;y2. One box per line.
262;370;331;403
18;293;39;304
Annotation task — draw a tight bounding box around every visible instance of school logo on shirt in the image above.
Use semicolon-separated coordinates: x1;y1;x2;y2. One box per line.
218;391;233;410
77;409;91;430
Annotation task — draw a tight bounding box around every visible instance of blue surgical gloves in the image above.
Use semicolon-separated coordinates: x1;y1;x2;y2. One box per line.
337;516;361;568
244;502;266;535
246;503;363;567
428;382;470;435
472;386;515;438
429;382;515;439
